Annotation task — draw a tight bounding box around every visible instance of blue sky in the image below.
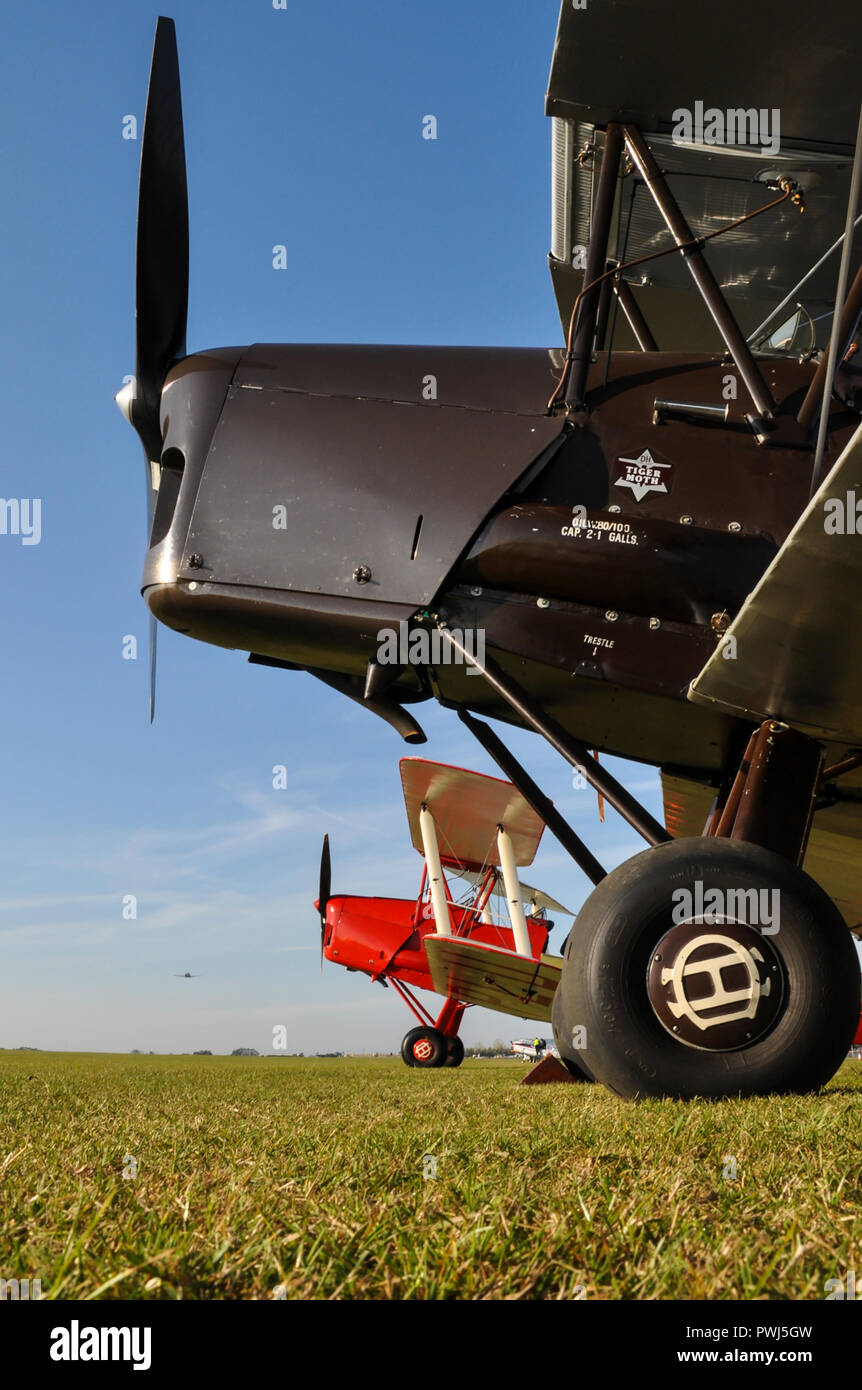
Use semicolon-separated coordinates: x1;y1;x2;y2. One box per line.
0;0;666;1055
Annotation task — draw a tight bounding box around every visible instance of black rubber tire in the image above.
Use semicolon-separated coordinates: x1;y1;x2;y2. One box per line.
444;1036;465;1068
553;837;861;1100
551;986;595;1082
400;1026;448;1069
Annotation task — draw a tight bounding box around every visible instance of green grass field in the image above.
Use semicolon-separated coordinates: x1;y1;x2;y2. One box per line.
1;1050;860;1300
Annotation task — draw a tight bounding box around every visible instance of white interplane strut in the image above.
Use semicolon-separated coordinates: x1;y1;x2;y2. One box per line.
496;825;533;957
418;804;452;936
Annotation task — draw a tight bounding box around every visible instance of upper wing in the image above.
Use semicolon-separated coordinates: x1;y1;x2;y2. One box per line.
688;422;862;745
423;934;561;1022
400;758;546;868
547;0;861;346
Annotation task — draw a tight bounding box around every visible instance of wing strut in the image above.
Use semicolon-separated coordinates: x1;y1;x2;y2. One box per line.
563;124;623;409
496;827;533;958
458;708;606;884
620;125;776;426
801;100;862;493
418;805;453;936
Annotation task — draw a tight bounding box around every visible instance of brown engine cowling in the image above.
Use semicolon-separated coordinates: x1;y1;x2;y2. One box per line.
456;503;777;628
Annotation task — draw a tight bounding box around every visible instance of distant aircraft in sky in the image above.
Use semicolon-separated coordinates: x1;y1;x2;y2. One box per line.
174;972;200;978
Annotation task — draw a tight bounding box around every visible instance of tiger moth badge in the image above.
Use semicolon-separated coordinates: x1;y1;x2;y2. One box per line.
614;450;672;502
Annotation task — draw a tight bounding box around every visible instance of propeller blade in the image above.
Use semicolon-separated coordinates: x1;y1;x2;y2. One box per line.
148;614;158;724
132;16;189;463
319;834;331;969
116;19;186;723
319;835;332;917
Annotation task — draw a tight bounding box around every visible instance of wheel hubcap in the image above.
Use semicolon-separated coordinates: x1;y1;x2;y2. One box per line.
413;1038;433;1061
647;917;785;1051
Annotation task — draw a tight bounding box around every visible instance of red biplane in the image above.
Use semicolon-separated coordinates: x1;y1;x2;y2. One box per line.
316;759;572;1068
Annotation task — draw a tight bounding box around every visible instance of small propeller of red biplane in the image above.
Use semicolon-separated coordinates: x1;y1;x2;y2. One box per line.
316;760;573;1069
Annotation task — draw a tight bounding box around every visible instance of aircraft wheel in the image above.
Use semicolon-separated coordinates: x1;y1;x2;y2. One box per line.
444;1036;465;1068
553;838;861;1100
551;987;594;1082
401;1026;447;1069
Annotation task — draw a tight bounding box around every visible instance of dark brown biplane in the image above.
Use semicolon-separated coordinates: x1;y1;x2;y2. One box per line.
118;6;862;1097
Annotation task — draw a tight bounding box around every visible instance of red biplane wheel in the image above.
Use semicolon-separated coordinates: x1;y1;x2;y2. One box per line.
553;838;861;1100
444;1036;465;1068
401;1027;447;1069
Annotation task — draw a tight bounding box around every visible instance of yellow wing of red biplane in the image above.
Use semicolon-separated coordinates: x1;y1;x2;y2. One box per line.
423;935;562;1023
400;758;566;1019
400;758;546;869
